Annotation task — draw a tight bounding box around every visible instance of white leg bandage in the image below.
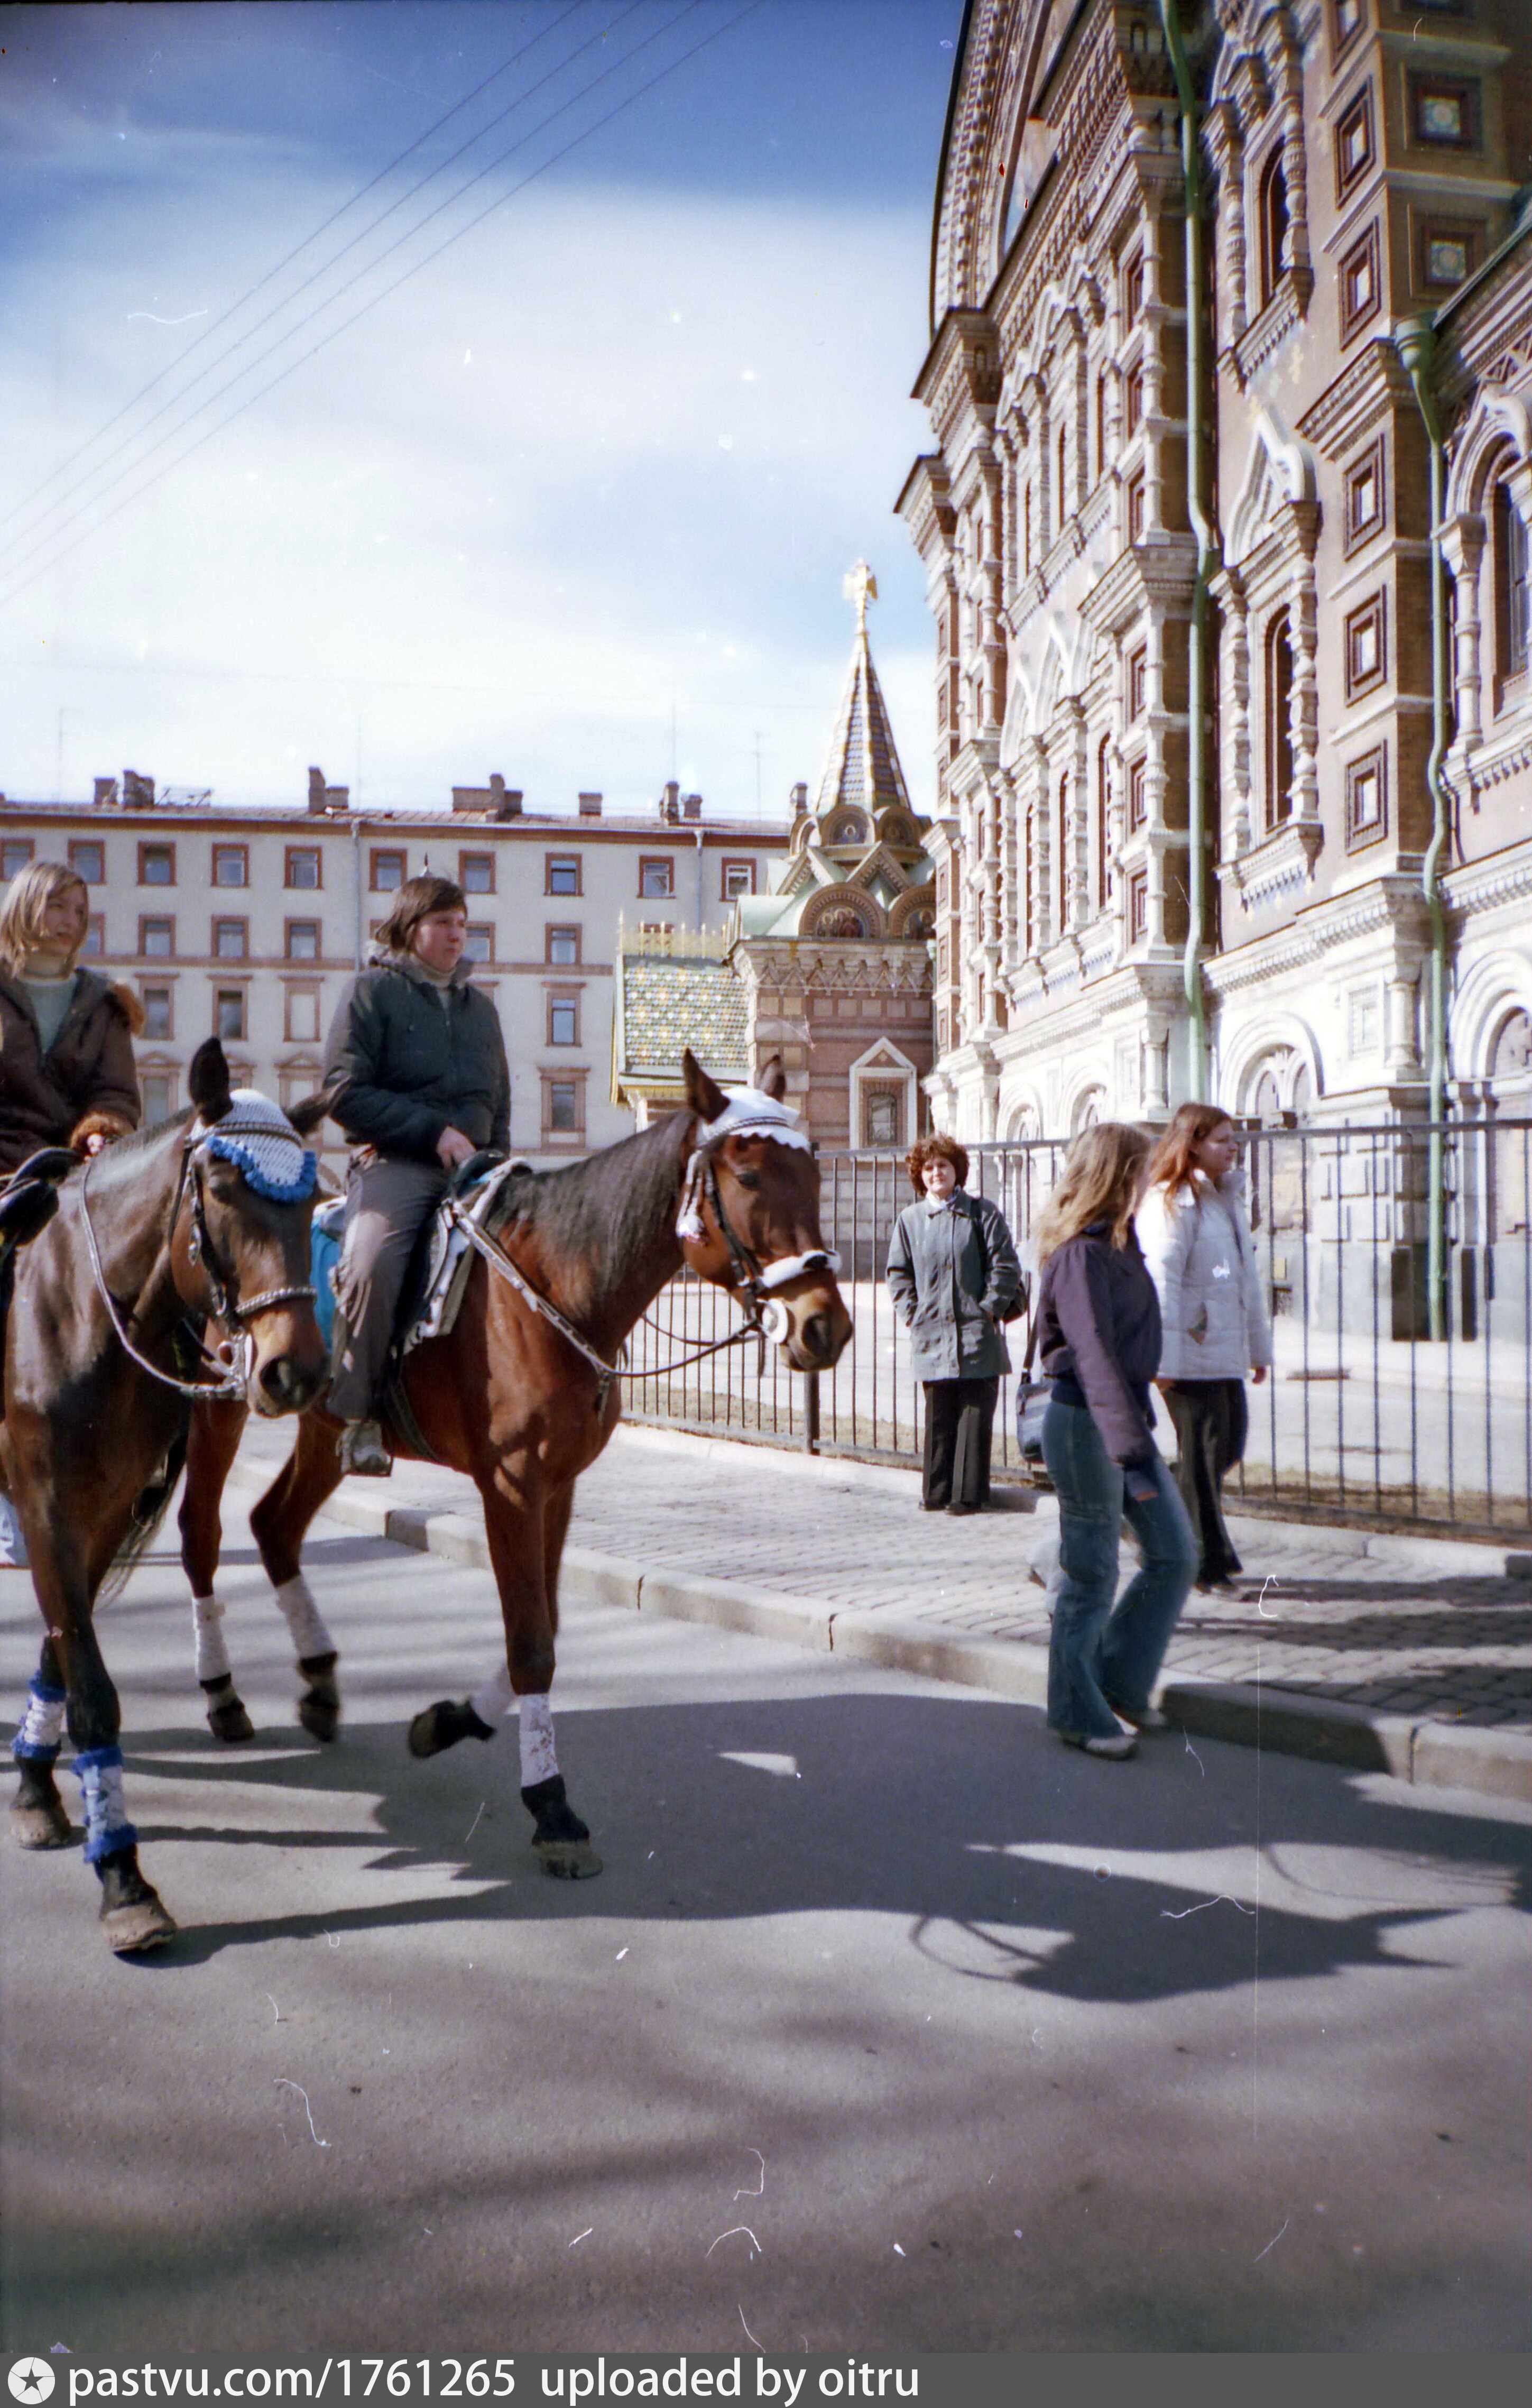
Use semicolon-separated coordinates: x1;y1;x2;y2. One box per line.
469;1660;514;1729
192;1595;233;1685
13;1676;66;1762
274;1574;335;1663
518;1692;558;1789
73;1744;137;1865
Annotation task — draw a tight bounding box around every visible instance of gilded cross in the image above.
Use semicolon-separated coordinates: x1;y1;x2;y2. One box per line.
843;558;877;629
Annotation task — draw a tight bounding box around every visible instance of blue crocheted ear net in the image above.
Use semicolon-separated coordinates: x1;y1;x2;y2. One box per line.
202;1090;319;1203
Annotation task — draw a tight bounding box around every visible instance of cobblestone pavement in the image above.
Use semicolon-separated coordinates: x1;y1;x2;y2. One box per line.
234;1420;1532;1734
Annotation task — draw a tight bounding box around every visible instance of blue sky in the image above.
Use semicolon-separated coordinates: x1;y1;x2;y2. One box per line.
0;0;962;819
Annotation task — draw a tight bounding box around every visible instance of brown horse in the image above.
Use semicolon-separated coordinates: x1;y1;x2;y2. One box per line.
2;1041;328;1951
177;1053;852;1878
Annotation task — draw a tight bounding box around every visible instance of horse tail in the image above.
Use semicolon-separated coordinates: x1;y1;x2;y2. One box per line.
98;1409;193;1602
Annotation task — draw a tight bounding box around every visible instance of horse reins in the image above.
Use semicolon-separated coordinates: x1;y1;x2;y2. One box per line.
79;1124;317;1401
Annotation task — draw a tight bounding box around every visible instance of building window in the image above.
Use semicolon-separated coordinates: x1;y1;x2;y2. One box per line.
1128;868;1149;943
1332;0;1364;56
463;923;493;966
1123;253;1144;321
2;838;35;881
546;924;581;966
639;856;675;899
215;989;246;1042
722;859;756;898
1128;647;1148;719
142;985;173;1041
1346;746;1387;846
460;851;494;895
546;854;580;896
285;919;321;961
139;842;175;887
1266;613;1295;829
1345;593;1387;700
1128;756;1148;831
142;1070;176;1123
211;844;248;888
211;916;247;961
283;988;320;1044
543;1075;583;1138
548;993;579;1047
864;1087;901;1147
1344;439;1386;553
1095;737;1112;910
1125;366;1145;438
140;915;174;958
1128;474;1147;543
1259;147;1289;310
1341;222;1381;340
1335;84;1374;198
285;847;321;890
1409;75;1479;149
371;848;406;892
69;839;105;884
81;915;104;960
1495;478;1530;681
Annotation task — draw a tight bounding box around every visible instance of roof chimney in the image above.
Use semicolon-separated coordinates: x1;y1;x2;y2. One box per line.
660;780;680;823
578;790;603;817
493;785;523;820
326;784;349;811
790;781;809;813
307;766;327;814
682;793;703;821
122;769;155;808
94;776;119;808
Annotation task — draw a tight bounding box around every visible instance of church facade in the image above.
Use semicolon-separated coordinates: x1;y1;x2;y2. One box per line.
899;0;1532;1144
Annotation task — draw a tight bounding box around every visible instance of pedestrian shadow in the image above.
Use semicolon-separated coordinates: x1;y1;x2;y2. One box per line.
57;1687;1529;2007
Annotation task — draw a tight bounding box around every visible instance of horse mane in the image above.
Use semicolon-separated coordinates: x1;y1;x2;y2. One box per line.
491;1107;694;1318
76;1107;196;1193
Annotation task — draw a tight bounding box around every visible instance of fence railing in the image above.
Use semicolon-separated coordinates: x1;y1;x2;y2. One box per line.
623;1119;1532;1540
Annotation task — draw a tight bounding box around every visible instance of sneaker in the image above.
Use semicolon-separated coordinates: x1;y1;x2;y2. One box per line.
337;1418;392;1477
1105;1696;1169;1732
1059;1729;1138;1760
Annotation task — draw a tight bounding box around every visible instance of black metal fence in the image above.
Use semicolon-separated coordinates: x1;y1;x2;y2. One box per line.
624;1118;1532;1540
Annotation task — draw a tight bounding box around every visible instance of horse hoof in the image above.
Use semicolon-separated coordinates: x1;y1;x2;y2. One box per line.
10;1796;75;1850
409;1698;493;1758
534;1838;604;1880
298;1688;340;1744
101;1891;178;1954
207;1697;255;1744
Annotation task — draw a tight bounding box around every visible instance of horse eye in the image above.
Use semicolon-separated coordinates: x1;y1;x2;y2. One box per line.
734;1168;762;1192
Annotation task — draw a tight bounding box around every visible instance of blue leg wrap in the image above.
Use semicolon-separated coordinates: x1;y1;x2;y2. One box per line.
72;1743;139;1865
12;1676;67;1764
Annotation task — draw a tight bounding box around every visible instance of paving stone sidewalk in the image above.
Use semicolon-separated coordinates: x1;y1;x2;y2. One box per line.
230;1417;1532;1796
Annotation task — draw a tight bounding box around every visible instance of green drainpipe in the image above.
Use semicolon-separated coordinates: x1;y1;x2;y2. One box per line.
1396;316;1451;1341
1158;0;1211;1102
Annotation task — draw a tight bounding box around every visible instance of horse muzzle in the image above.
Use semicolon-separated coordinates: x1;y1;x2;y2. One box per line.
763;1273;853;1373
244;1306;329;1418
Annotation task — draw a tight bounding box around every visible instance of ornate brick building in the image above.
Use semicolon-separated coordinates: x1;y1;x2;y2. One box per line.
899;0;1532;1147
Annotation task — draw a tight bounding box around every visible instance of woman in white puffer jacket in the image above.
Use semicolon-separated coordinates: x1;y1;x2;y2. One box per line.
1136;1104;1273;1591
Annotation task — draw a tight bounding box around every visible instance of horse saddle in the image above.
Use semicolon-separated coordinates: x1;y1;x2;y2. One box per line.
311;1154;536;1365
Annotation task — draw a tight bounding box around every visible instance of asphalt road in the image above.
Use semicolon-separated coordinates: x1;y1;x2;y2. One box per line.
1;1506;1528;2357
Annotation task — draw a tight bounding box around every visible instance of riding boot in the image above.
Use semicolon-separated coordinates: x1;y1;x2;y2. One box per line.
337;1418;392;1477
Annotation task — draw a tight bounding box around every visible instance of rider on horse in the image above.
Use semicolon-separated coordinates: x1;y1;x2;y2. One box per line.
322;873;510;1475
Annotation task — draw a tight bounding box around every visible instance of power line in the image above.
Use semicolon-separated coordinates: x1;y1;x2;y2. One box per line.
1;1;593;543
1;0;663;585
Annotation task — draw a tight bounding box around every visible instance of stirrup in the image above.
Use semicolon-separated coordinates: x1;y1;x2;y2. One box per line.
337;1419;392;1477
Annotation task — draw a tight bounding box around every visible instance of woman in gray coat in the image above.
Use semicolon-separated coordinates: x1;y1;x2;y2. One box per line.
887;1133;1022;1514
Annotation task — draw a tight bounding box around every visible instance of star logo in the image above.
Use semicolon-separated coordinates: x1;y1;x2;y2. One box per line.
8;2363;56;2404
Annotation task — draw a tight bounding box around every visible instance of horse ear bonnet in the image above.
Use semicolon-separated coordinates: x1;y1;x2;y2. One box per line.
199;1090;319;1203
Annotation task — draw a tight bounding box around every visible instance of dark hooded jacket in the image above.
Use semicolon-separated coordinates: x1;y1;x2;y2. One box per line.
1036;1219;1163;1468
0;968;142;1177
322;945;511;1163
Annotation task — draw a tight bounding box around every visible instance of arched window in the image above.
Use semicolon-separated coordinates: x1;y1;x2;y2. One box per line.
1259;148;1289;311
1494;474;1530;682
1265;612;1295;829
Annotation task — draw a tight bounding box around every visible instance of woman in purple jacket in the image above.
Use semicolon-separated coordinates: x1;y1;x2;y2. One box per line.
1033;1123;1196;1759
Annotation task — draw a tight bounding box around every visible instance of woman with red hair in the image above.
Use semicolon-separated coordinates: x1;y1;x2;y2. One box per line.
1136;1103;1272;1592
887;1132;1022;1513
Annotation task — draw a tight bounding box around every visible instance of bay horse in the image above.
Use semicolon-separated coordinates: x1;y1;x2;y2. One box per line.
2;1040;328;1951
176;1052;851;1880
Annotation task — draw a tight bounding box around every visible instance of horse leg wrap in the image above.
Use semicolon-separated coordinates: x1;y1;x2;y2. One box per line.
517;1692;558;1789
72;1744;139;1865
469;1661;513;1731
192;1595;232;1686
274;1574;335;1663
12;1676;66;1764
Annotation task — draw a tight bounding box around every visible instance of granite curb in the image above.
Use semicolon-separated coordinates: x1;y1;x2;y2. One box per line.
226;1463;1532;1811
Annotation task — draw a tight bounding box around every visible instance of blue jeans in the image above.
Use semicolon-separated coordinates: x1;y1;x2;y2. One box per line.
1041;1398;1196;1739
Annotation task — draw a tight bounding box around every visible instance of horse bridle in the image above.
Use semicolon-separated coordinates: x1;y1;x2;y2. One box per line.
687;1142;841;1345
80;1121;317;1400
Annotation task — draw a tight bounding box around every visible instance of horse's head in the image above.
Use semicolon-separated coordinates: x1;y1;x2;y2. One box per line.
173;1041;329;1417
677;1051;852;1374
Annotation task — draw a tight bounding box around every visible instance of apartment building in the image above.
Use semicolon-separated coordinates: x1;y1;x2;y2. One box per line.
0;772;788;1164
